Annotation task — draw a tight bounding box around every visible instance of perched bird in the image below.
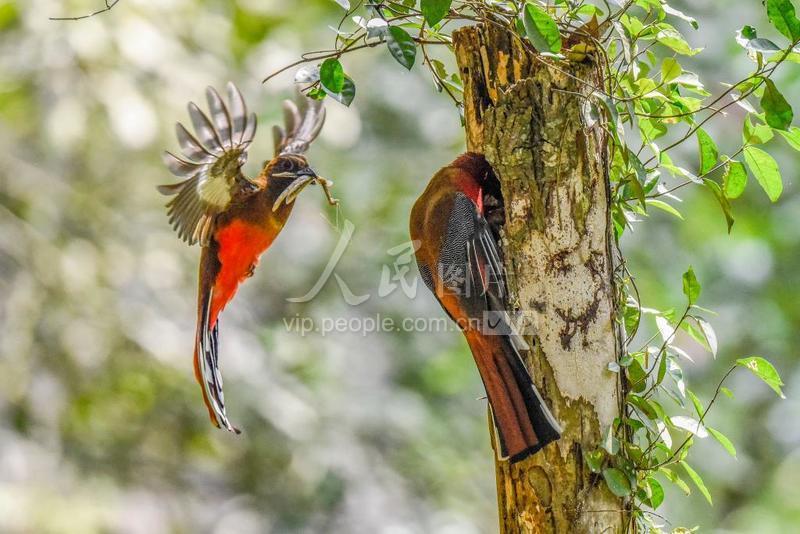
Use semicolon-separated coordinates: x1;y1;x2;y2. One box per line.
409;152;561;462
158;83;337;432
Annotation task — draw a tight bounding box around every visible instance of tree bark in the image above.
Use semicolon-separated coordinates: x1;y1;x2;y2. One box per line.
453;24;625;534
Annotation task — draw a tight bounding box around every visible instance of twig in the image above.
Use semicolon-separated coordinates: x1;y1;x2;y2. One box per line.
262;37;447;84
50;0;120;21
645;146;747;200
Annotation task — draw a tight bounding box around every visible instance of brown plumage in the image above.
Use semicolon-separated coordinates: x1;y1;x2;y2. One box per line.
409;152;561;462
158;84;337;432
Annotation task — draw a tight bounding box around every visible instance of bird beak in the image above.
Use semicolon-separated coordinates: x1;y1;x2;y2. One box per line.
273;167;339;211
296;166;317;178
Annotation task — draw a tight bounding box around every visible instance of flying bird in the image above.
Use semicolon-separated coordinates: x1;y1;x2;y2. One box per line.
158;83;337;433
409;152;561;462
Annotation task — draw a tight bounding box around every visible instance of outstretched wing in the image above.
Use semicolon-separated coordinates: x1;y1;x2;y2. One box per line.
271;91;326;156
158;82;259;246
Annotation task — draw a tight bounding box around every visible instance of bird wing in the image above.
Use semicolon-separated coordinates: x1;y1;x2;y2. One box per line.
158;82;259;246
272;91;326;156
437;192;507;316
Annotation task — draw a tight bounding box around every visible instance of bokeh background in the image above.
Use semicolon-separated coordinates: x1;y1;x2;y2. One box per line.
0;0;797;532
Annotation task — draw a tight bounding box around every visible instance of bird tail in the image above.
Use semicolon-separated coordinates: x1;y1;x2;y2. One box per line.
193;283;240;434
469;331;561;463
192;324;218;426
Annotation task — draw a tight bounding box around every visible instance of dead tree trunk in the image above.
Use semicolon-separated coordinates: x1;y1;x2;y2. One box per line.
453;24;625;534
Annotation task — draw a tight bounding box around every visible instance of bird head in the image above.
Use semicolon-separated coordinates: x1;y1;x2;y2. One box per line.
268;153;313;180
265;154;316;208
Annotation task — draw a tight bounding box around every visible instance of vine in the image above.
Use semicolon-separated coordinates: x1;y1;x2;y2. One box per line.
263;1;791;531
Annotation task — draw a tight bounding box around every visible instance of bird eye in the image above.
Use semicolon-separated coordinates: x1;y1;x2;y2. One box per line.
279;159;293;172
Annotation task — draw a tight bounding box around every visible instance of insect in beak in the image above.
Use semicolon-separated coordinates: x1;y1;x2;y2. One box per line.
273;167;339;211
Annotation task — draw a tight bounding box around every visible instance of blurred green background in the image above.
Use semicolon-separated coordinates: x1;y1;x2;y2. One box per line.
0;0;796;532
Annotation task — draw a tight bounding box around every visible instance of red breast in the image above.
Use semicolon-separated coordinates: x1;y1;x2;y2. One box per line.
209;219;275;327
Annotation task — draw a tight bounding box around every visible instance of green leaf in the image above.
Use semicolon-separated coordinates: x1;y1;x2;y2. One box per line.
774;50;800;62
305;87;326;100
319;58;344;93
574;4;603;17
723;161;748;199
623;305;640;338
720;386;735;399
664;4;699;30
594;92;620;141
661;467;692;495
363;18;389;38
627;393;656;419
0;3;19;32
743;116;774;145
627;358;648;393
646;477;665;509
581;99;601;129
522;3;563;53
777;126;800;150
646;199;683;219
682;266;701;304
696;128;719;175
627;150;647;209
602;424;619;455
603;468;632;497
703;178;734;233
661;57;682;83
680;438;695;462
584;449;604;473
681;461;713;505
695;317;718;356
639;116;667;142
736;26;783;54
741;25;758;40
748;38;783;53
767;0;800;41
331;0;350;9
386;26;417;70
687;389;704;417
421;0;452;27
656;352;668;385
737;356;786;398
323;75;356;106
670;416;709;438
655;25;701;55
762;79;794;130
708;427;737;458
743;146;783;202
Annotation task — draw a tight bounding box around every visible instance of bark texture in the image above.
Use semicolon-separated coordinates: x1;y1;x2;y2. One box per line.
453;24;625;534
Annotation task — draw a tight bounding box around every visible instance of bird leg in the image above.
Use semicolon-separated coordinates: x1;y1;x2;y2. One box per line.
317;177;339;206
